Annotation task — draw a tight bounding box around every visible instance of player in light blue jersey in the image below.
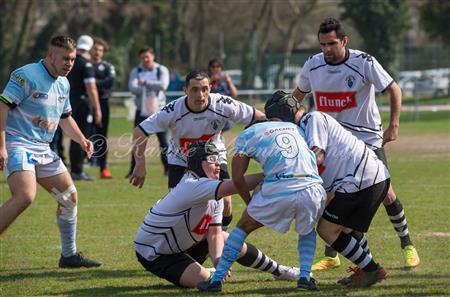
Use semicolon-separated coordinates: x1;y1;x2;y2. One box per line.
198;91;327;292
0;36;101;268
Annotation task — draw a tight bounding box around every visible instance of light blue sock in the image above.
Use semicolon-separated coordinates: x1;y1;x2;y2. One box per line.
298;229;317;280
211;227;247;282
57;216;77;257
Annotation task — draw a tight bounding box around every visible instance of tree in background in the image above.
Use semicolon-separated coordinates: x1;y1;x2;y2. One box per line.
341;0;410;75
420;0;450;44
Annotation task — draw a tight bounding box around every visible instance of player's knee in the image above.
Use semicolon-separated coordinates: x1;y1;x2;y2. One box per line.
51;185;78;219
383;190;396;205
15;192;35;209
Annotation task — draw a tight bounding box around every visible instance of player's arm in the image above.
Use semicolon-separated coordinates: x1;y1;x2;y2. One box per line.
383;81;402;146
59;116;93;159
85;81;102;125
231;154;252;204
0;100;10;170
252;108;267;123
223;74;238;98
207;225;225;267
292;88;307;102
311;146;326;174
129;126;149;188
216;173;264;198
128;68;144;96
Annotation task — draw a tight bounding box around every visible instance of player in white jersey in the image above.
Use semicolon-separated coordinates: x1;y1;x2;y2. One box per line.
0;36;101;268
130;70;266;229
299;110;390;288
293;17;419;269
198;91;326;292
258;91;390;288
134;141;301;288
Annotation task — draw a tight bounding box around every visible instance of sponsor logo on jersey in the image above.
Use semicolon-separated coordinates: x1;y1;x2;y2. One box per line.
193;116;206;121
162;101;176;113
328;69;341;74
11;73;26;86
179;134;215;155
192;214;213;235
217;96;235;105
32;116;58;132
315;91;357;112
32;92;49;100
263;126;295;136
345;75;355;88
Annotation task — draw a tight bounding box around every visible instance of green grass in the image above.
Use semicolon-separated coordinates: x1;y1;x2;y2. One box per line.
1;111;449;297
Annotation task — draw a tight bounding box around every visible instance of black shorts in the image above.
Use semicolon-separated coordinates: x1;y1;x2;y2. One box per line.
373;147;389;169
322;179;390;233
136;239;209;287
168;163;230;188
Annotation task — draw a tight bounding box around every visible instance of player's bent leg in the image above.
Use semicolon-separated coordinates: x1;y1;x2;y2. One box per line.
37;171;102;268
180;262;212;288
0;171;37;234
382;184;420;268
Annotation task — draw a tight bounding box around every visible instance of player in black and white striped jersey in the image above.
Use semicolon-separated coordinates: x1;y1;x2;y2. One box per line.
293;17;419;270
133;141;300;288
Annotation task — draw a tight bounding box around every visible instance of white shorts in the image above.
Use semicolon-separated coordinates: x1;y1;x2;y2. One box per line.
247;183;326;235
5;147;67;178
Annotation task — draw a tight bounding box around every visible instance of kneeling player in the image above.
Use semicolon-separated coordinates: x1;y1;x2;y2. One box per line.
132;141;300;288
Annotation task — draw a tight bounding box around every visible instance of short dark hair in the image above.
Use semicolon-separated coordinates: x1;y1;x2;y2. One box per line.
208;58;224;69
138;47;155;56
185;70;210;87
94;38;109;52
318;17;346;39
50;35;76;51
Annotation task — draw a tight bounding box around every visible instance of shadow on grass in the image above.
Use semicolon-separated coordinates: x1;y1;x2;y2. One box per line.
0;268;144;282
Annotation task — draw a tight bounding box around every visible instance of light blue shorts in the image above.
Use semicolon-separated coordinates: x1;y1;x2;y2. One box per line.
5;147;66;178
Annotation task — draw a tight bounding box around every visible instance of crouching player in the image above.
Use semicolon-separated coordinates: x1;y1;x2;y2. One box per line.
131;141;300;288
0;36;102;268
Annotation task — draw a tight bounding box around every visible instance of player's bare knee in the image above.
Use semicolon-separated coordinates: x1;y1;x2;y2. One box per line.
51;185;78;219
15;192;35;209
383;190;396;205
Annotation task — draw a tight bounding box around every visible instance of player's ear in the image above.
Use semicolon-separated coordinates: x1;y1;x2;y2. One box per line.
342;36;349;47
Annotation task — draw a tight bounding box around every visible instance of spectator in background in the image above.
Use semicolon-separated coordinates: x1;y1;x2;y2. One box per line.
208;58;238;132
67;35;102;181
91;38;116;179
126;47;169;178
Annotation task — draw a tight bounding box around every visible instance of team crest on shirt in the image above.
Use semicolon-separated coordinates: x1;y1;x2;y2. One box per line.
345;75;355;88
98;64;105;71
211;119;220;130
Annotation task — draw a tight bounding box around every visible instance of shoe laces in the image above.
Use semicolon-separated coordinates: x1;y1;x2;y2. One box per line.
346;266;363;280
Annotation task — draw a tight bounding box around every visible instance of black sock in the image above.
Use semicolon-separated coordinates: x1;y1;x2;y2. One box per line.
385;198;413;248
237;242;281;276
331;232;378;272
351;231;371;256
324;245;338;258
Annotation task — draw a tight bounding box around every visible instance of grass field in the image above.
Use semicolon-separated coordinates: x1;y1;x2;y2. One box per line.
1;110;449;297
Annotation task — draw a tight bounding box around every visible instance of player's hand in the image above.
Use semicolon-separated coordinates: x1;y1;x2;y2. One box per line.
138;79;146;86
80;138;94;159
0;147;8;171
94;108;102;126
382;124;399;146
129;161;146;188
